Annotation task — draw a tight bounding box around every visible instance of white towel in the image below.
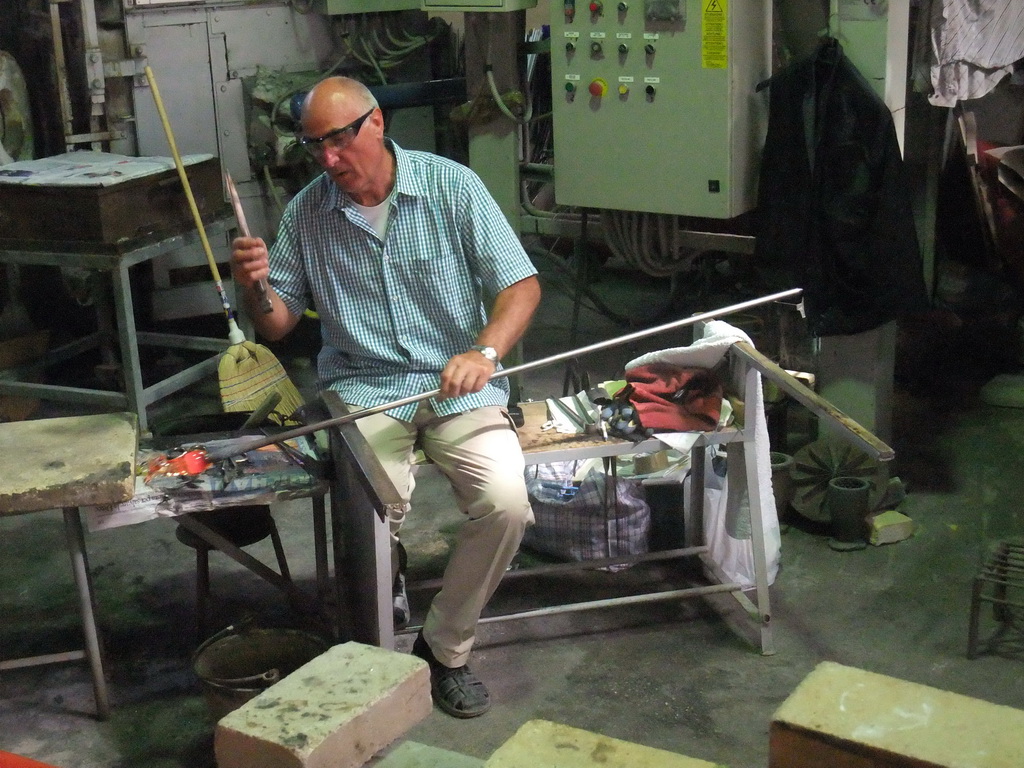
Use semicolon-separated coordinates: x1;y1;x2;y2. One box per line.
626;320;781;588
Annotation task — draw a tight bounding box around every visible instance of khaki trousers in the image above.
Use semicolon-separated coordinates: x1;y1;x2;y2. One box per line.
355;401;534;667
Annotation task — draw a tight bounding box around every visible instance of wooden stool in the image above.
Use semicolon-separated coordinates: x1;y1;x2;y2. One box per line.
968;539;1024;659
0;413;137;719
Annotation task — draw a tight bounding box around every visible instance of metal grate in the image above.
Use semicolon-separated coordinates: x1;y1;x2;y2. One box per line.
967;540;1024;659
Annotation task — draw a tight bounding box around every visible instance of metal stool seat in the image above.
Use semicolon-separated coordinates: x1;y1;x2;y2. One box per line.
174;506;292;640
967;540;1024;658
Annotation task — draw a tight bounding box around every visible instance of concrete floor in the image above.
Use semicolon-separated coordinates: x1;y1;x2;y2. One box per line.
2;262;1024;768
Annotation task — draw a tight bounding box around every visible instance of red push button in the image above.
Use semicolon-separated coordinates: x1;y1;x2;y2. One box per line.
589;78;608;97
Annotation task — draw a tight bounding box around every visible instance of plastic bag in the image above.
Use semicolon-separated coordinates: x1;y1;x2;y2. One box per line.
524;460;650;571
685;445;782;589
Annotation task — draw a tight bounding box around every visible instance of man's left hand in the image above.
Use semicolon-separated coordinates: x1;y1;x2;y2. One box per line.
439;352;496;399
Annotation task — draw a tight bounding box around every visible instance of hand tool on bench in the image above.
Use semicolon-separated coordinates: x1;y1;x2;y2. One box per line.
224;170;273;315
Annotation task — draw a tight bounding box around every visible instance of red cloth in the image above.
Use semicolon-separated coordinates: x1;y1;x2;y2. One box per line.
624;363;724;432
978;139;1024;287
0;752;62;768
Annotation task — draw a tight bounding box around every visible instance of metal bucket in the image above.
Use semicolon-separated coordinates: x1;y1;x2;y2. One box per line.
192;623;329;721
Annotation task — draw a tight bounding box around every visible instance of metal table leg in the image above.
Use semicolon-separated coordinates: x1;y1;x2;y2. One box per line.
62;507;111;719
112;259;147;431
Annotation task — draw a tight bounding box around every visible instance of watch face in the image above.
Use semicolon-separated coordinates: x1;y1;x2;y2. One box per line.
473;345;498;362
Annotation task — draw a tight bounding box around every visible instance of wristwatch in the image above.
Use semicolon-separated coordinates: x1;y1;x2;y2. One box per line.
470;345;499;363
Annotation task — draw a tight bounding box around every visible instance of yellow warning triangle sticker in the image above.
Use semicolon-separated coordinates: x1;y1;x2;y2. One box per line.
705;0;723;12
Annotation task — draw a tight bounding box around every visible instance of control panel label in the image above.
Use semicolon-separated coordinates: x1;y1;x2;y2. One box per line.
701;0;728;69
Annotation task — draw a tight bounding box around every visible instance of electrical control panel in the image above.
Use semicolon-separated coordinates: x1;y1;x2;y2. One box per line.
550;0;768;218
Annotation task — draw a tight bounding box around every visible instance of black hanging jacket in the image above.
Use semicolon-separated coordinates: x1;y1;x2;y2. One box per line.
754;38;929;336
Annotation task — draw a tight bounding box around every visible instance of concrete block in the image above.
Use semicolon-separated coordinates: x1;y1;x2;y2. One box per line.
868;510;916;545
770;661;1024;768
369;741;484;767
215;642;431;768
485;720;725;768
0;412;137;515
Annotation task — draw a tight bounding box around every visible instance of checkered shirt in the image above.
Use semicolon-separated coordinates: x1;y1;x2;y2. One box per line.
269;140;537;421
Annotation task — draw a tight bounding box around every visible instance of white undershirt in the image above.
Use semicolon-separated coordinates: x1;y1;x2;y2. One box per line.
352;188;395;241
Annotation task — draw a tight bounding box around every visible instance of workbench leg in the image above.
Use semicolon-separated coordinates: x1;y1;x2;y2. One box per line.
62;507;111;719
740;429;775;656
313;494;330;609
112;262;148;432
330;454;394;649
686;446;706;548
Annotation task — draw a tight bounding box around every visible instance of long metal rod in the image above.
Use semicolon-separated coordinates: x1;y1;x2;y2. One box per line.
203;287;802;460
410;544;710;591
0;650;87;671
394;582;744;633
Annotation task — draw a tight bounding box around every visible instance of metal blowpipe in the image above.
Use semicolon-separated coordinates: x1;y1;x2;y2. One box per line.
201;287;803;461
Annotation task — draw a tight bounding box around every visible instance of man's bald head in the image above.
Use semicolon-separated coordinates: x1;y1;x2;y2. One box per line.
301;76;378;128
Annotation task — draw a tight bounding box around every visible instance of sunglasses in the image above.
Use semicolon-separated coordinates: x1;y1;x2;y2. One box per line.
297;108;375;159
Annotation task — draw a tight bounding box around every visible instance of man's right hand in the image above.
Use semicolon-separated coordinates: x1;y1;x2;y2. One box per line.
228;236;300;342
231;236;270;290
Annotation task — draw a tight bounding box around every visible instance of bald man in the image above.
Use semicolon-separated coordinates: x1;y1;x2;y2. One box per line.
231;76;540;718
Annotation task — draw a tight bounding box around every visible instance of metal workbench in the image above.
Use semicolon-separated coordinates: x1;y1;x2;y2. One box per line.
0;217;235;431
323;339;893;656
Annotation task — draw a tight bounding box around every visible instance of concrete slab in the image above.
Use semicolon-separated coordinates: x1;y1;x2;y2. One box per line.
770;661;1024;768
368;740;484;768
0;412;137;514
485;720;726;767
215;642;431;768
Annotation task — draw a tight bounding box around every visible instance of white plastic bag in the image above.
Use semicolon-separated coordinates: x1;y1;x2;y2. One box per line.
685;445;781;589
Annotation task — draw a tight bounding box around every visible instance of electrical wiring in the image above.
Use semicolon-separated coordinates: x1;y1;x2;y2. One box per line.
478;13;534;127
339;13;443;80
520;189;581;221
529;244;642;327
381;14;432;56
485;66;533;124
599;209;702;278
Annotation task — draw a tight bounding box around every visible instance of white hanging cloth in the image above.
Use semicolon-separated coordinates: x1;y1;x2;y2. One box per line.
625;320;782;589
925;0;1024;108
